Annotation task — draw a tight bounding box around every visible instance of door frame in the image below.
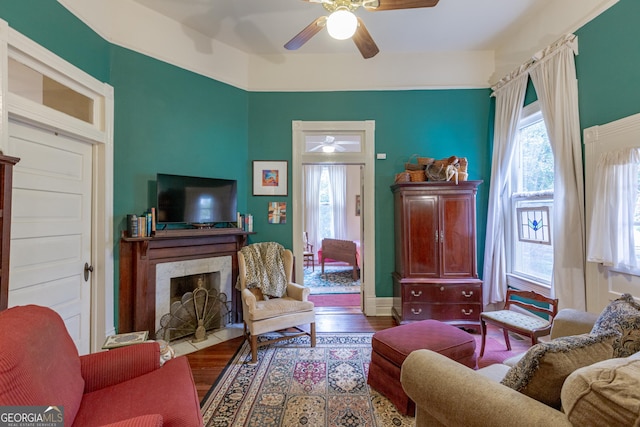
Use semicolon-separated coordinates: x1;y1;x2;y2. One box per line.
0;20;115;353
292;120;377;315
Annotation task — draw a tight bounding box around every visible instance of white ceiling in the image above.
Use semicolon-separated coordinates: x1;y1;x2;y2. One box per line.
132;0;553;57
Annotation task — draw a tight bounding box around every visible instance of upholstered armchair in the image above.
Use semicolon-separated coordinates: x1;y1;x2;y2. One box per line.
0;305;203;426
237;244;316;363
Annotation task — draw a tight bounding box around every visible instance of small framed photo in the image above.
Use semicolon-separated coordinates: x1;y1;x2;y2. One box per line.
268;202;287;224
253;160;288;196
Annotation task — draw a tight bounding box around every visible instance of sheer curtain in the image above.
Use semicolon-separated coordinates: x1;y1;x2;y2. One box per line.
587;148;640;269
327;165;347;239
304;165;323;251
530;37;586;310
483;73;528;305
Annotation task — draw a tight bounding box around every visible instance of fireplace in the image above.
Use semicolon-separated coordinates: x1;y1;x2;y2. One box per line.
155;257;232;342
118;229;250;339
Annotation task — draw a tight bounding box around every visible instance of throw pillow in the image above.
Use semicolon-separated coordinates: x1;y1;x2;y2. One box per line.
591;293;640;357
500;333;615;409
562;351;640;426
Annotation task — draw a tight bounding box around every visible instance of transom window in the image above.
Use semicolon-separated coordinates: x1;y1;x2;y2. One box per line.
509;102;554;286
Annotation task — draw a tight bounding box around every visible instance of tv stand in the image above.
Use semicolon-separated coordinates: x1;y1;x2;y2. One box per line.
190;222;214;229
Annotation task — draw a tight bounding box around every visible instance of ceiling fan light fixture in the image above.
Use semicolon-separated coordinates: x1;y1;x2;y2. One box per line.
322;145;336;153
326;9;358;40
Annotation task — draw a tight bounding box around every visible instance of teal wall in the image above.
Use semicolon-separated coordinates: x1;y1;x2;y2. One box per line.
110;46;249;310
575;0;640;129
110;46;248;230
248;90;492;297
0;0;637;320
0;1;109;82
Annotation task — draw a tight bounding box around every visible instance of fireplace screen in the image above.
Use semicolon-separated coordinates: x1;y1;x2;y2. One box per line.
156;272;231;342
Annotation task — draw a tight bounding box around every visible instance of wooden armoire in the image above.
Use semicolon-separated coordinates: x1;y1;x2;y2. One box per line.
391;180;482;330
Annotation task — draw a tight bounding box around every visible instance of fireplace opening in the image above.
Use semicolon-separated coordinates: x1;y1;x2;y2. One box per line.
156;272;232;342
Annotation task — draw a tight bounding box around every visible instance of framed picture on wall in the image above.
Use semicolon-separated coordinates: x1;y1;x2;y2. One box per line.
268;202;287;224
253;160;288;196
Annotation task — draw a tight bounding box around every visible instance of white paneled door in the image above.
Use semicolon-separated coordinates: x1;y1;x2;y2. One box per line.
7;119;93;354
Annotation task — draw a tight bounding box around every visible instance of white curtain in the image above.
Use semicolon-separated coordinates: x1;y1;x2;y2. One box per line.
483;73;528;305
587;148;640;269
304;165;323;251
327;165;347;239
530;38;586;310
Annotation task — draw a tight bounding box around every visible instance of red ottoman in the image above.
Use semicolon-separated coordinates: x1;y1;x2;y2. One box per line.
367;319;477;416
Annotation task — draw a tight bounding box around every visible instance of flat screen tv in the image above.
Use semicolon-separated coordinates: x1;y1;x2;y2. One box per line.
156;173;237;226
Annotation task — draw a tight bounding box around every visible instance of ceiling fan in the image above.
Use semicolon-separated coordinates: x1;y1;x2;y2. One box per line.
308;135;360;152
284;0;440;59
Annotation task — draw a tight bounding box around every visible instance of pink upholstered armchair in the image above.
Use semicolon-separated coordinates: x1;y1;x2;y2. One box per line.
0;305;203;427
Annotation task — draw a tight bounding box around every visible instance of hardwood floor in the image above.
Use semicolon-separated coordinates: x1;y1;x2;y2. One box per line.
186;312;395;402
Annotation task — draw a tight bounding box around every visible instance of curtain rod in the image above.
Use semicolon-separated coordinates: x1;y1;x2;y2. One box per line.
491;34;578;95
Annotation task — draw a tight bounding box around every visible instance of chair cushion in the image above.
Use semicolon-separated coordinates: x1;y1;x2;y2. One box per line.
247;297;315;321
73;357;201;427
591;293;640;357
482;310;550;331
561;351;640;426
500;332;615;409
0;305;85;425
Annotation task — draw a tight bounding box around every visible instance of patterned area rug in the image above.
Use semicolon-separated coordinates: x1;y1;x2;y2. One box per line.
200;333;413;427
303;265;360;294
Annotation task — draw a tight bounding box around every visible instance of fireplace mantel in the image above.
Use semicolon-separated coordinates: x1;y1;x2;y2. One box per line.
118;228;252;338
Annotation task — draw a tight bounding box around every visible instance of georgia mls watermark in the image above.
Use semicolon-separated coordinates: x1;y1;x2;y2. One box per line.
0;406;64;427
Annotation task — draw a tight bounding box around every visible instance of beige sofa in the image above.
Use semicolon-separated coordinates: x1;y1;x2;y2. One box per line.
401;308;640;427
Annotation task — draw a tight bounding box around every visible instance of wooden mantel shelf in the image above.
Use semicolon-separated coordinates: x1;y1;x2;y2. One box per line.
118;228;252;338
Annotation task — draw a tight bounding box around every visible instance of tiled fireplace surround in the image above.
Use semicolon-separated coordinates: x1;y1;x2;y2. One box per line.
155;256;232;334
155;256;243;355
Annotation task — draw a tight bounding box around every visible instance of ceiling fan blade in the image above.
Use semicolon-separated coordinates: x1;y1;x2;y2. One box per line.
352;18;379;59
366;0;439;11
284;16;327;51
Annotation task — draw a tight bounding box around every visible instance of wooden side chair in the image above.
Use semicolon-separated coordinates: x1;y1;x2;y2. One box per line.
303;231;314;271
480;289;559;357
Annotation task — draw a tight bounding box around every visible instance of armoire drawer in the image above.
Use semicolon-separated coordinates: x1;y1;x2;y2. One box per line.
402;283;482;303
401;302;482;322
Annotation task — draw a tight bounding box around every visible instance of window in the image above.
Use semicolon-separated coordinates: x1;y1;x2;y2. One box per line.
635;170;640;267
509;102;554;287
319;167;334;239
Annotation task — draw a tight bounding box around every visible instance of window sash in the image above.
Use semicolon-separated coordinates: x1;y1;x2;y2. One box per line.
508;101;554;288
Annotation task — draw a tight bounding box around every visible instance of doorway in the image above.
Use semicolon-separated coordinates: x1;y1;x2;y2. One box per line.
303;163;362;311
1;22;115;354
291;121;377;316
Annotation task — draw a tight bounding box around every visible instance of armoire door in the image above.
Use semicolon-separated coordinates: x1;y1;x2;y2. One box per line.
440;193;476;278
403;194;439;278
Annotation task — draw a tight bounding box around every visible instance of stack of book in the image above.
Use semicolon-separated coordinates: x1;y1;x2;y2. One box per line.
127;208;156;237
236;212;253;232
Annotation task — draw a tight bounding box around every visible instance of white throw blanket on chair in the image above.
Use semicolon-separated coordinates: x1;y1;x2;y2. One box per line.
237;242;288;298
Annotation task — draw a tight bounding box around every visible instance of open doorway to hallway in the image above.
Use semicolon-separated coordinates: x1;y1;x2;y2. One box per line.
302;164;362;311
292;120;376;316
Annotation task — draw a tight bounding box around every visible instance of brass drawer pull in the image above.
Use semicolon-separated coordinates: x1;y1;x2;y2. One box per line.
411;308;423;315
411;290;423;297
461;309;474;316
462;291;474;298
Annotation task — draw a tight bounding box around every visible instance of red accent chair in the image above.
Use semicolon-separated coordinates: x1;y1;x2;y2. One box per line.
0;305;203;427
